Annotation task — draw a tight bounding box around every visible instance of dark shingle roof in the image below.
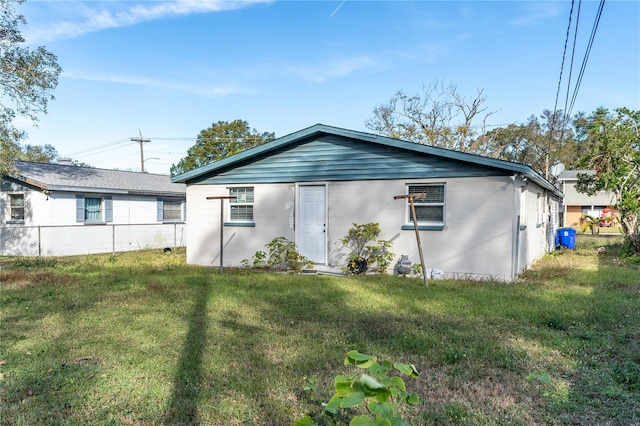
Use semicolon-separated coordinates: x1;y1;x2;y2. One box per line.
10;161;185;197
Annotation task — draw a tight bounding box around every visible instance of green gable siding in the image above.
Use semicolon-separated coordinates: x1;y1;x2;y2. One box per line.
191;135;508;185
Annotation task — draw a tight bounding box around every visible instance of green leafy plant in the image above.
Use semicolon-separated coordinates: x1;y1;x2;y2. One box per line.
340;223;394;274
241;237;313;272
579;215;599;235
295;350;420;426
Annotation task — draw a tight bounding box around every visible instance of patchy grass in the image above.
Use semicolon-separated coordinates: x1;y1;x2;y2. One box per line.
1;240;639;425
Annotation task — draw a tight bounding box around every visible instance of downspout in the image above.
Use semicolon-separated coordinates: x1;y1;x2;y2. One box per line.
510;174;521;281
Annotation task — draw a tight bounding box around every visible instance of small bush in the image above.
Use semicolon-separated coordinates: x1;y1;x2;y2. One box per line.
242;237;313;272
295;350;420;426
340;223;394;274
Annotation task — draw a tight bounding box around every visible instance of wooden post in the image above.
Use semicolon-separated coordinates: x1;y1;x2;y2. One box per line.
207;196;237;273
394;193;428;286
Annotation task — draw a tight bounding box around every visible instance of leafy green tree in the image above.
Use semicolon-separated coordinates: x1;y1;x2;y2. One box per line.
0;0;62;175
19;143;59;162
575;107;640;254
486;110;578;178
170;119;275;176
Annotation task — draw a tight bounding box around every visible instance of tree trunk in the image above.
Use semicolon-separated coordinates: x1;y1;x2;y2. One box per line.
620;213;640;254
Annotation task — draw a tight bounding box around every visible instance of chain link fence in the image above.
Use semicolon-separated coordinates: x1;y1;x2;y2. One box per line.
0;223;186;257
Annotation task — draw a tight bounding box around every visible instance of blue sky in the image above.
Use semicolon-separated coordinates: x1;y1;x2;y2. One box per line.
18;0;640;175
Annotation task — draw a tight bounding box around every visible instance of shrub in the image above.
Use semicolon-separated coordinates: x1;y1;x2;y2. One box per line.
340;223;394;274
241;237;313;272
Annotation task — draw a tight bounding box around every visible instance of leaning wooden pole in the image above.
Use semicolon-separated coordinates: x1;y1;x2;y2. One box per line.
207;196;237;273
394;193;428;287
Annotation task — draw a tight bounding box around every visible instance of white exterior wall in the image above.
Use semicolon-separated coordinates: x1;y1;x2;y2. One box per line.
0;190;171;226
515;180;558;275
326;176;516;280
185;183;295;267
187;176;532;280
46;193;167;225
1;184;186;256
0;185;50;226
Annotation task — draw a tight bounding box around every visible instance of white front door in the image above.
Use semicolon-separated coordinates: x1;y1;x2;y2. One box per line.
298;185;326;264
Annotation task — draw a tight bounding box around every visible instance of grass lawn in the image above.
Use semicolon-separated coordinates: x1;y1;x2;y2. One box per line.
1;236;639;425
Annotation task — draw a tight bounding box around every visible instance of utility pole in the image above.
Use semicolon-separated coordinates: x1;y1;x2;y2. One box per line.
130;130;151;173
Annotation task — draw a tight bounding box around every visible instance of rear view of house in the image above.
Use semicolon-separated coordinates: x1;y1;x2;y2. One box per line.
1;161;186;256
172;124;563;281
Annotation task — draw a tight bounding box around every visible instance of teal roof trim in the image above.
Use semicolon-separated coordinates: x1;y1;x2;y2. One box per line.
172;124;562;198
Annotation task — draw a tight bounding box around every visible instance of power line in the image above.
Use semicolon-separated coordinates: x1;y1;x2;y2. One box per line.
63;138;132;157
552;0;576;122
562;0;582;116
71;141;138;159
567;0;606;117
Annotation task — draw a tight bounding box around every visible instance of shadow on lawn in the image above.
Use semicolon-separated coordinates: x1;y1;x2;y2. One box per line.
164;278;211;425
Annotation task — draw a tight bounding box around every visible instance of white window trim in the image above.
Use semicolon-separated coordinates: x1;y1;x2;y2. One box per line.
8;193;25;223
76;194;113;224
157;198;185;223
226;187;255;226
402;183;446;231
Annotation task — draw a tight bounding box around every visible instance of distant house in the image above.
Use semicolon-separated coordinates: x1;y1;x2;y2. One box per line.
172;124;563;281
1;161;186;256
556;170;617;227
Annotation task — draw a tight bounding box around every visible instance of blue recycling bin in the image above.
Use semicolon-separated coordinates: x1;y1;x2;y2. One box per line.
556;228;576;249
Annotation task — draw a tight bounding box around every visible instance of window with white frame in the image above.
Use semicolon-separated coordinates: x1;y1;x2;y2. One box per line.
157;198;184;222
9;194;24;222
76;195;113;223
85;197;102;221
406;184;445;226
229;187;254;222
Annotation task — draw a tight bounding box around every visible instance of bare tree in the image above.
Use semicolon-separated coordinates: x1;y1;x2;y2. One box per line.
366;80;497;155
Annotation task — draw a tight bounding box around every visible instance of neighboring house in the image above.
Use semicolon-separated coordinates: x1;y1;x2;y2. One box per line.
1;160;186;256
172;124;563;281
556;170;617;227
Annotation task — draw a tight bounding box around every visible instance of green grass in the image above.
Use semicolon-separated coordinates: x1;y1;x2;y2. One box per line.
1;238;639;425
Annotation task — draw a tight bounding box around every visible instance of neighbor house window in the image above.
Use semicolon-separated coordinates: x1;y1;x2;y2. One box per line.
581;205;607;218
157;198;184;222
229;187;254;222
404;184;445;228
76;195;113;223
85;197;102;221
9;194;24;222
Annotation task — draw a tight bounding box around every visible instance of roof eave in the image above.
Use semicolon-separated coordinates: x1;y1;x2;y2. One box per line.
171;123;564;198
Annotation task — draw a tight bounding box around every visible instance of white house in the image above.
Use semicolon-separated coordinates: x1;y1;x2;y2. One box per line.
172;124;563;281
1;160;186;256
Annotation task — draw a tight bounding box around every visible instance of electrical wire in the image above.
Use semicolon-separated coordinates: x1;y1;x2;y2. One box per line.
71;141;139;159
552;0;575;124
563;0;582;117
63;138;132;157
567;0;606;117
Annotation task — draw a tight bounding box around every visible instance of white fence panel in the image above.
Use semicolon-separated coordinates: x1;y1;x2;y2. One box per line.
0;224;186;257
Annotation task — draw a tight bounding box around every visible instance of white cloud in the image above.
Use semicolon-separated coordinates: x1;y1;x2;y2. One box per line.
509;3;564;27
24;0;272;43
62;71;257;97
289;56;378;83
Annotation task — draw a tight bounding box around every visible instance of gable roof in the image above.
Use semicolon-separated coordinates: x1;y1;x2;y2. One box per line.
172;123;562;198
5;161;185;197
